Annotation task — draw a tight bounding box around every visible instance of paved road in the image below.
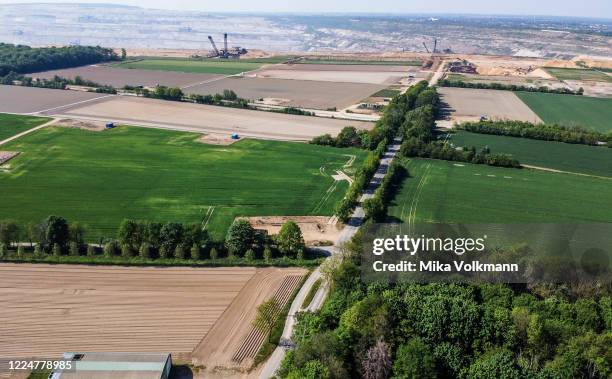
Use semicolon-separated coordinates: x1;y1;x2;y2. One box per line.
258;138;402;379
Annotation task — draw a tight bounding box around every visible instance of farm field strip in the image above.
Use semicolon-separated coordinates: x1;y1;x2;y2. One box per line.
515;91;612;132
388;159;612;224
29;65;224;88
298;59;421;66
50;96;373;140
185;76;386;110
0;85;109;114
0;124;365;239
114;58;270;75
0;264;257;357
544;67;612;82
438;87;542;123
451;131;612;177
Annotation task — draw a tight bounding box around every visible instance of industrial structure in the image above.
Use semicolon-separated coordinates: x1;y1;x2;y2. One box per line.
207;33;248;59
50;352;172;379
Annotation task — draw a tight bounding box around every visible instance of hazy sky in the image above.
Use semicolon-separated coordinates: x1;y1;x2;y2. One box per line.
0;0;611;18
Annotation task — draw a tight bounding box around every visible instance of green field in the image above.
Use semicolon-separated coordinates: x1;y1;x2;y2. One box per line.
371;88;401;98
516;92;612;132
451;131;612;177
544;67;612;82
0;125;364;240
300;59;421;66
114;57;287;75
0;113;50;141
388;159;611;224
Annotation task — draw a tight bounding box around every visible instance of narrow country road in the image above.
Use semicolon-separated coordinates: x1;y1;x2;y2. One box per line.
428;59;446;87
258;137;402;378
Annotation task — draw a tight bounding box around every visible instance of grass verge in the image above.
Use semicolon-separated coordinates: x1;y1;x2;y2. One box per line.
301;278;322;309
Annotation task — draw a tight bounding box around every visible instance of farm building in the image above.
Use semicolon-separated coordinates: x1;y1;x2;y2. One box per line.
50;352;172;379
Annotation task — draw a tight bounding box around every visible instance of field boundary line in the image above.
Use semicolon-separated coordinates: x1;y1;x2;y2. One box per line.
33;94;115;115
0;118;58;146
522;164;611;179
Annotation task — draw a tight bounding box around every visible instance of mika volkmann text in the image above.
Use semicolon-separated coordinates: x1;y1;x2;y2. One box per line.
359;223;611;284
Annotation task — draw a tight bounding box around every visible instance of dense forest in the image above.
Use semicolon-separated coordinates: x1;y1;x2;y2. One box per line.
0;43;117;76
280;251;611;379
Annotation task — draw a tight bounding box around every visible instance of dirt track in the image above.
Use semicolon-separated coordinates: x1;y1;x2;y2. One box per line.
438;87;542;123
51;96;373;140
29;65;223;88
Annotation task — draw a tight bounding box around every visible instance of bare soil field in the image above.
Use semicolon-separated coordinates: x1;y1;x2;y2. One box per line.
55;118;106;131
192;268;307;371
438;87;542;123
0;264;260;359
253;63;427;85
252;69;404;85
185;77;385;109
245;216;340;245
0;85;109;114
30;65;223;88
565;80;612;98
51;96;373;140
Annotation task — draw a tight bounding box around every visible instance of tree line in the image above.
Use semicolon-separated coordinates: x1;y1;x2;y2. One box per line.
0;216;307;263
401;138;521;168
438;78;584;95
1;72;117;93
278;232;611;379
457;120;610;147
0;43;118;77
362;159;409;222
311;81;433;151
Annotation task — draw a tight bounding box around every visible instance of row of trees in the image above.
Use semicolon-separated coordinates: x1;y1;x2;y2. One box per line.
1;71;117;93
311;81;435;152
0;216;307;263
438;78;584;95
334;140;387;223
401;138;521;168
278;233;611;379
362;159;409;221
394;88;522;168
0;216;84;250
0;43;118;76
457;120;609;146
311;126;374;149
